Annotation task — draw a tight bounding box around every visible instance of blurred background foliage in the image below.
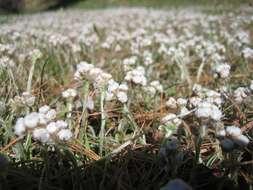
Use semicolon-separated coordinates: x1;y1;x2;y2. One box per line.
0;0;252;12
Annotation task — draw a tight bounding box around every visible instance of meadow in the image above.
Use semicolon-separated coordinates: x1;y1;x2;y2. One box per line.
0;2;253;190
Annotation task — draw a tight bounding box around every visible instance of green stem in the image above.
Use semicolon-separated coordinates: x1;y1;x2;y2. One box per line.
82;82;90;148
99;87;106;156
24;133;32;160
195;136;202;164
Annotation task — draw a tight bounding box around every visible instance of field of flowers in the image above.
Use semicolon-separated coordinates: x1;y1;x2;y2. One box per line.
0;6;253;190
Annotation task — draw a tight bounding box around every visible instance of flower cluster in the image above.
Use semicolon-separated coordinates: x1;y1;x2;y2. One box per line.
125;66;147;86
195;101;222;121
212;63;231;79
14;105;72;143
106;80;128;103
74;61;112;88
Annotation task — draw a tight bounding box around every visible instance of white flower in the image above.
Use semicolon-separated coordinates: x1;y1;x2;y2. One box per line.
189;97;201;107
125;66;147;86
225;126;242;137
46;122;59;134
234;87;249;103
213;63;231;78
38;113;48;125
74;61;94;80
57;129;73;141
144;86;156;96
192;84;202;95
205;90;222;106
216;129;226;138
233;135;249;147
108;80;119;92
118;84;128;91
55;120;68;129
106;80;128;103
32;128;50;143
22;92;35;106
29;49;42;61
177;98;187;107
133;75;146;85
242;47;253;60
150;80;163;93
24;112;40;128
14;118;26;136
249;80;253;91
45;109;57;121
116;91;128;103
195;101;222;121
39;105;50;114
62;88;77;99
161;113;182;127
87;96;94;110
166;97;177;109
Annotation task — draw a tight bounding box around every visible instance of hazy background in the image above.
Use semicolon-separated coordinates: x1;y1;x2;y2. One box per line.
0;0;252;13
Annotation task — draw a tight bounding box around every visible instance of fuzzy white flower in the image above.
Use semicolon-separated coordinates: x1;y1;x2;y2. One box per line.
144;86;156;96
161;113;182;127
116;91;128;103
39;105;50;114
125;66;147;86
46;122;59;134
55;120;68;129
177;98;187;107
118;84;128;91
234;87;249;103
108;80;119;92
213;63;231;78
242;47;253;60
250;80;253;91
57;129;73;141
62;88;77;99
150;80;163;93
32;128;50;143
38;113;48;125
195;101;222;121
24;112;40;128
29;49;42;61
189;97;201;107
45;109;57;121
216;129;226;138
225;126;242;137
14;118;26;136
166;97;177;109
87;96;94;110
233;135;250;147
22;92;35;106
